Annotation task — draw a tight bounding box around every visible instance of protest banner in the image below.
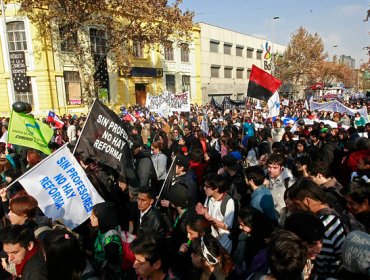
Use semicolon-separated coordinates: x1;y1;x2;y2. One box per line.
146;92;190;112
310;100;368;120
8;110;53;155
210;97;224;111
223;97;246;110
74;99;135;178
146;92;168;113
13;144;104;229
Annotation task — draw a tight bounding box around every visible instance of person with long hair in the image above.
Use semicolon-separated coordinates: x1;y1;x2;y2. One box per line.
190;235;234;280
245;137;259;167
90;202;124;279
292;140;307;159
41;229;99;280
235;207;276;277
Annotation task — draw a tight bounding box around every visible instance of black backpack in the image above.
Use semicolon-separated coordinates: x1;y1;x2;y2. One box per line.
205;193;240;252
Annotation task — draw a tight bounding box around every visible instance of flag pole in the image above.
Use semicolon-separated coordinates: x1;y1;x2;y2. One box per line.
155;155;176;208
5;143;70;191
72;98;96;155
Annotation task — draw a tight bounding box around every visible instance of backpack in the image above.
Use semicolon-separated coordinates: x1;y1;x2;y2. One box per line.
102;227;136;271
205;193;240;252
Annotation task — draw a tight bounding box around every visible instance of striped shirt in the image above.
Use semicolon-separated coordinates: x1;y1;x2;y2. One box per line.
314;208;346;279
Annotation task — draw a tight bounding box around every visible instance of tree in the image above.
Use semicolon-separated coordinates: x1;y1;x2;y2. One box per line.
308;61;356;91
13;0;193;105
275;27;327;97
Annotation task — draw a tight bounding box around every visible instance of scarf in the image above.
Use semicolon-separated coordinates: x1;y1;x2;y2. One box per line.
15;242;39;276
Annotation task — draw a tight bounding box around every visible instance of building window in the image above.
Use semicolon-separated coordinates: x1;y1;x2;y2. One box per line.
164;41;174;61
133;41;144;58
224;44;232;55
236;68;244;79
15;77;33;106
7;21;27;52
166;74;176;93
210;41;219;53
247;48;253;58
211;66;220;78
224;67;232;78
59;25;77;52
90;28;106;54
182;75;190;92
247;68;252;79
180;43;189;62
64;71;82;105
236;46;243;57
257;50;263;60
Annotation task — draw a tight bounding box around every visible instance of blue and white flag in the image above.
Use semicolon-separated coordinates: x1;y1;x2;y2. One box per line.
268;91;280;117
15;144;104;229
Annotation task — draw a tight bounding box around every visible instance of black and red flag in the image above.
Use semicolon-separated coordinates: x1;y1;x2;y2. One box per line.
247;65;282;102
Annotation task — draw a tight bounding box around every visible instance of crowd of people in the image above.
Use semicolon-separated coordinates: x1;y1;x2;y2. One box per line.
0;96;369;280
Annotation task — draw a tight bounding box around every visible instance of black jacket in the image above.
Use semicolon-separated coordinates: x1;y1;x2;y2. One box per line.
137;206;166;237
20;252;48;280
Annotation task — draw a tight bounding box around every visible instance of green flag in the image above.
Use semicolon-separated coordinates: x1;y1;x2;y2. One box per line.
8;110;54;155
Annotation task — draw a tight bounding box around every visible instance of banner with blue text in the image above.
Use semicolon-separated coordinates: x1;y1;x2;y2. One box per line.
19;145;104;229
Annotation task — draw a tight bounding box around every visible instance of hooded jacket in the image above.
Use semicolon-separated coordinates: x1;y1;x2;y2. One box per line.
93;202;123;277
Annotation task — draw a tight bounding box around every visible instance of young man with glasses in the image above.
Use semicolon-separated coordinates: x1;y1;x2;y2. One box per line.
196;173;235;253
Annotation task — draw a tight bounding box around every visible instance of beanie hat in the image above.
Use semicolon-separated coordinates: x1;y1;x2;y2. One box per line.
166;183;188;208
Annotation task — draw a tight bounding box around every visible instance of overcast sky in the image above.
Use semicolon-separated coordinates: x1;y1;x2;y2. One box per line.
180;0;369;67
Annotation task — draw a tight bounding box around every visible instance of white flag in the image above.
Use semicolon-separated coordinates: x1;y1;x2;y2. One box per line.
304;99;309;110
268;91;280;117
255;99;262;109
18;145;104;229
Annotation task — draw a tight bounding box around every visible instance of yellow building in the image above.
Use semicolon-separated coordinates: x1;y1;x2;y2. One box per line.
0;4;202;116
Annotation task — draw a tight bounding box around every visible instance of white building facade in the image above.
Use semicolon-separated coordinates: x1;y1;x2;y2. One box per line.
199;23;286;104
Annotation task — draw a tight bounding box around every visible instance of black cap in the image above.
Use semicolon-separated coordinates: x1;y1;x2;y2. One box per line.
175;155;189;169
167;183;188;208
222;154;237;168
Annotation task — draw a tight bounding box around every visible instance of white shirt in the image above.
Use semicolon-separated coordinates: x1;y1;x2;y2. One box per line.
205;195;235;253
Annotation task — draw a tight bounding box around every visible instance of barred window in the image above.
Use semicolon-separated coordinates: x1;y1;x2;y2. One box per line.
60;25;77;52
164;41;174;61
133;41;144;58
90;28;106;54
64;71;82;105
166;74;176;93
15;77;33;106
7;21;27;51
180;43;189;62
182;75;190;92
